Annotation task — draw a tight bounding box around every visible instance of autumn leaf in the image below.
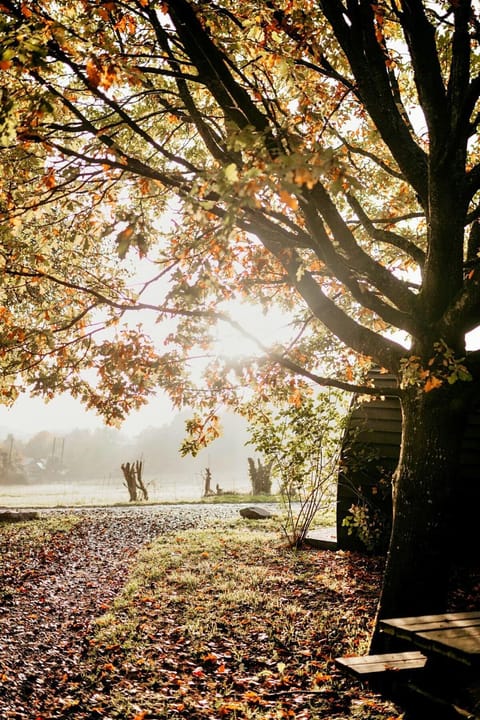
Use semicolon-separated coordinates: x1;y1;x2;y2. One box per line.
20;2;33;17
279;190;299;210
43;169;56;189
424;375;443;392
115;225;134;258
242;690;264;705
218;700;244;714
202;652;218;662
314;673;332;683
85;59;101;87
293;167;316;189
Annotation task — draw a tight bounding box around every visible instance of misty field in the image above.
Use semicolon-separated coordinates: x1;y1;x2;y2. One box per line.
0;473;253;507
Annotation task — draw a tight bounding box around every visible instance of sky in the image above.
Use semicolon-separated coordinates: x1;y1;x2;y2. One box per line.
0;302;293;438
0;391;175;438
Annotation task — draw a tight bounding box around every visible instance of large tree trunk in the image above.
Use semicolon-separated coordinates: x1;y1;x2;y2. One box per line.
371;384;471;650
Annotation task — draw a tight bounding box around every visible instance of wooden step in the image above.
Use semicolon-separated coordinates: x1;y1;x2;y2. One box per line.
336;651;427;678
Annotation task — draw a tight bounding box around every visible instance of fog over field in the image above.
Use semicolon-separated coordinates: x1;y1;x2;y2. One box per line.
0;409;261;506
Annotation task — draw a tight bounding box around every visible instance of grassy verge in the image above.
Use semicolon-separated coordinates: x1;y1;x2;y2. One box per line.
0;491;281;509
85;518;399;719
0;513;81;543
199;493;281;504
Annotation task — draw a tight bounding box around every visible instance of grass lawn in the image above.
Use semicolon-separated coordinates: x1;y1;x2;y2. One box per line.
85;517;400;719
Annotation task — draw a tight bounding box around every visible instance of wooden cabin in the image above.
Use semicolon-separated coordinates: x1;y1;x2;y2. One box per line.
336;371;480;554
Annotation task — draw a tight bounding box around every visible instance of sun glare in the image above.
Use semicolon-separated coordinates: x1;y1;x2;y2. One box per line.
213;303;293;360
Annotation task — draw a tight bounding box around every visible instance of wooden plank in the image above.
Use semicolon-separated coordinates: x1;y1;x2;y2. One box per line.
415;627;480;663
381;612;480;636
351;417;401;432
381;612;480;665
336;651;427;676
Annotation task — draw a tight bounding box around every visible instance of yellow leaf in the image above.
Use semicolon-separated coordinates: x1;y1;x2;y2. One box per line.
224;163;239;183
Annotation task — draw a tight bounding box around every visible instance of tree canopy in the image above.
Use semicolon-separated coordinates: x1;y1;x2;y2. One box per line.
1;0;478;422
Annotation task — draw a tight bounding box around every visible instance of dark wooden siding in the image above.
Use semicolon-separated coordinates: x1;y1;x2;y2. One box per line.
337;373;480;553
337;373;400;551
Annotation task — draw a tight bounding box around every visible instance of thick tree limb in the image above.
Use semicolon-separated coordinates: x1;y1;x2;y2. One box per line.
346;192;425;267
319;0;428;202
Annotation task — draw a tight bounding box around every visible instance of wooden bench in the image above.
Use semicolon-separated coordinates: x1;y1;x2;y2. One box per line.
336;613;480;719
335;651;477;718
335;650;427;679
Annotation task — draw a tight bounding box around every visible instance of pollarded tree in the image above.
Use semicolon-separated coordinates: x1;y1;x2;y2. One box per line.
0;1;480;634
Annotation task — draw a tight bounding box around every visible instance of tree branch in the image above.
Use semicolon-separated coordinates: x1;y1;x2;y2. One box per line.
306;183;418;313
399;0;448;149
346;192;425;267
319;0;428;202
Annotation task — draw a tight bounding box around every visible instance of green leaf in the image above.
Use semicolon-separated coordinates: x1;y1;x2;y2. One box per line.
223;163;239;184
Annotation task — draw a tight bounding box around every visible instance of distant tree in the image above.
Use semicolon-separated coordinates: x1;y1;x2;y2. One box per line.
23;431;54;462
247;457;273;496
202;466;213;497
0;434;27;484
121;459;148;501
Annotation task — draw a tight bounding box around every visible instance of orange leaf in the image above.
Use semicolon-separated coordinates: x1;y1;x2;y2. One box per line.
86;58;101;88
294;167;316;189
0;60;12;70
21;2;33;17
314;672;332;683
242;690;262;703
43;169;56;189
218;700;244;714
203;652;218;662
424;375;443;392
279;190;299;211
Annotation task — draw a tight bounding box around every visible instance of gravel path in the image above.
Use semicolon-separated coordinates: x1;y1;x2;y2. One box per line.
0;504;267;719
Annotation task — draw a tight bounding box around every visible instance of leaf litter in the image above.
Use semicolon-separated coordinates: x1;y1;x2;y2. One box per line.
0;506;478;720
0;506;242;719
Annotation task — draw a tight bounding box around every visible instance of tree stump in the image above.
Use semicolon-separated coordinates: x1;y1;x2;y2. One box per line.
121;460;148;502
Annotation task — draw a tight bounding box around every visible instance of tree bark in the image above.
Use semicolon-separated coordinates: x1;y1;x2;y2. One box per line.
371;384;471;651
121;460;148;502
